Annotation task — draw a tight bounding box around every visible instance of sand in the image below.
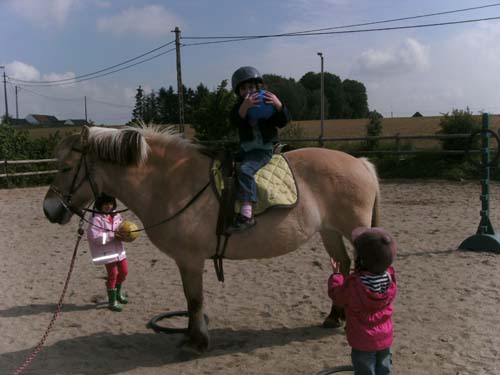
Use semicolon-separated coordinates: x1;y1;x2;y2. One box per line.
1;180;500;375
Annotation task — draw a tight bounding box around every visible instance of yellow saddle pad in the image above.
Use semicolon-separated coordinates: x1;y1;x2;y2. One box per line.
212;154;298;216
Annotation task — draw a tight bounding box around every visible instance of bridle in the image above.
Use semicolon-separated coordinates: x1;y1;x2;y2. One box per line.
49;143;211;231
49;145;100;218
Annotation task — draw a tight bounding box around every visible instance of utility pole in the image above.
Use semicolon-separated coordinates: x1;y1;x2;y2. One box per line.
1;66;9;123
84;96;88;123
15;86;19;120
173;26;185;135
317;52;324;147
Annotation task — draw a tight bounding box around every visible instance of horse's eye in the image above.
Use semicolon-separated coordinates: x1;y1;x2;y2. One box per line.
61;166;72;173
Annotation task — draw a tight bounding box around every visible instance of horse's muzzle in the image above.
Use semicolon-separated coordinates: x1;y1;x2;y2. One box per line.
43;195;73;224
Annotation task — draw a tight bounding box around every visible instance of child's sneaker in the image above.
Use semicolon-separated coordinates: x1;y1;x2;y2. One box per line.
226;214;256;234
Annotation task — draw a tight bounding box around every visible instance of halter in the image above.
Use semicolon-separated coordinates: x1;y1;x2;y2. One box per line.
49;143;211;232
49;145;100;218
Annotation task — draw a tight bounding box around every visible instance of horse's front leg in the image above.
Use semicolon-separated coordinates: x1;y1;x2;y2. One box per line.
177;260;209;354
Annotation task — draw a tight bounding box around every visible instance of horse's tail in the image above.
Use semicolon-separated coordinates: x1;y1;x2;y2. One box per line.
358;157;380;227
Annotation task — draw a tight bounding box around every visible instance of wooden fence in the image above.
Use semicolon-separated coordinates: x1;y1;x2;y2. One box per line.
0;132;485;181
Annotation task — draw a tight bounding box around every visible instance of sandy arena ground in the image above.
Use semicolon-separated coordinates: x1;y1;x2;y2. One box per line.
1;180;499;375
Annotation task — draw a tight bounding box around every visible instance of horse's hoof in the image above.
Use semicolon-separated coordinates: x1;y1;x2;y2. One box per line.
180;341;206;356
322;318;342;329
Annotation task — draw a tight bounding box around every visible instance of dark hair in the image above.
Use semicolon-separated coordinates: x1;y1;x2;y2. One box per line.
94;193;117;212
352;227;396;274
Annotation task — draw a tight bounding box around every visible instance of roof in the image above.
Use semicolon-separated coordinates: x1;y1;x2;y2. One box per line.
64;119;88;126
27;114;59;124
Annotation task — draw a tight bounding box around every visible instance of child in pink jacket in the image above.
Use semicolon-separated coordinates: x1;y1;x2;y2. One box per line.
87;193;128;312
328;227;398;375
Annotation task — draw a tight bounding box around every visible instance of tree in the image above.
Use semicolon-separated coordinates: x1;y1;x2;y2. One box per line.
143;90;158;124
263;74;307;120
157;86;177;124
131;86;145;123
366;110;383;150
190;80;236;141
299;72;346;119
437;108;481;151
342;79;369;118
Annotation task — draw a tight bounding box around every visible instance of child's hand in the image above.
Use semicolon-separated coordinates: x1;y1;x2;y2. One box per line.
264;91;283;111
115;231;125;241
239;92;260;118
330;258;341;273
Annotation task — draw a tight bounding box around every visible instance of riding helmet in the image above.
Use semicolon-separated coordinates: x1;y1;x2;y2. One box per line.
231;66;263;93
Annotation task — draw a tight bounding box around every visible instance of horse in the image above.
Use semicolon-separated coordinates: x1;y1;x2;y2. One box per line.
43;125;380;354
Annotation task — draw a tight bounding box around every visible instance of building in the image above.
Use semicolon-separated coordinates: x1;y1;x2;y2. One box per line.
64;119;88;126
25;114;61;126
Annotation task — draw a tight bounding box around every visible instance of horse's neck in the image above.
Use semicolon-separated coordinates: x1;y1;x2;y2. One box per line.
100;143;211;225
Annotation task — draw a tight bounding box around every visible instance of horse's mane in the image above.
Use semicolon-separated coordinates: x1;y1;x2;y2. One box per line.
83;124;197;166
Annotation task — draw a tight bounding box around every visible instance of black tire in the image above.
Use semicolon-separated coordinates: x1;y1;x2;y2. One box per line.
314;365;354;374
148;311;209;334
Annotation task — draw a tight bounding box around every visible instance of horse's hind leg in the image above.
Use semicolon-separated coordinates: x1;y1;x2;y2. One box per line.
177;260;209;354
320;229;350;328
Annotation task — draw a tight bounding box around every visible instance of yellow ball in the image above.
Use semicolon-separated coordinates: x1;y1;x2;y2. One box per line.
118;220;139;242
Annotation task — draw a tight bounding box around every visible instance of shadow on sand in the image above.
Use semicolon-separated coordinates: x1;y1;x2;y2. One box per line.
2;325;341;374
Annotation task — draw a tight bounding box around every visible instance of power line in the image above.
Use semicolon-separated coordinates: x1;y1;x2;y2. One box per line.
182;3;500;40
7;40;175;84
9;82;82;101
10;47;176;87
181;16;500;47
86;97;133;109
8;81;133;109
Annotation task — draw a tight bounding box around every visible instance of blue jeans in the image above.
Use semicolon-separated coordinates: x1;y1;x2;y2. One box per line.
351;348;392;375
236;149;273;202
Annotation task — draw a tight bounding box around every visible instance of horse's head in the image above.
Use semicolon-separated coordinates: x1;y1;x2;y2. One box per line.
43;125;150;224
43;126;99;224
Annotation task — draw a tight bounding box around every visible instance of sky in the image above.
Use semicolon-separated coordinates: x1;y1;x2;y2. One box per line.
2;0;500;124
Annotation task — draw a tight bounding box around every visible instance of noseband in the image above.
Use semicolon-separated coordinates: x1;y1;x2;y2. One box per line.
49;146;100;217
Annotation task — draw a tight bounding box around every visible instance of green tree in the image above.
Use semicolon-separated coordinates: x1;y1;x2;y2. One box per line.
190;80;236;141
143;90;158;124
366;110;383;150
437;108;481;151
299;72;346;119
157;86;178;124
342;79;369;118
263;74;307;120
131;86;145;123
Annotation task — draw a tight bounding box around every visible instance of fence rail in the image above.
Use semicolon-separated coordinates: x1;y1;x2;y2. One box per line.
0;132;489;181
1;158;58;180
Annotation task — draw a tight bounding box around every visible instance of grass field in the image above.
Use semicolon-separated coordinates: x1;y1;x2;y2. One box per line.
22;114;500;150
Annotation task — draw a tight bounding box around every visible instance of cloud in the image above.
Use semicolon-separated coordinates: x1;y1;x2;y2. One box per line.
3;60;134;124
8;0;80;27
5;61;41;81
354;38;430;76
97;5;182;37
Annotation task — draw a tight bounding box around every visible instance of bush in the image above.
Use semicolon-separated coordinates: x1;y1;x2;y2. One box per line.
366;111;383;150
0;125;61;188
436;108;481;152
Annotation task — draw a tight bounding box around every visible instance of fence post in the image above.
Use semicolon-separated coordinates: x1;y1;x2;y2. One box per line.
3;159;9;188
395;133;402;160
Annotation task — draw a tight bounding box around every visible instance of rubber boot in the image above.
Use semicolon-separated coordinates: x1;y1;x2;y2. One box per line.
107;289;123;312
116;284;128;304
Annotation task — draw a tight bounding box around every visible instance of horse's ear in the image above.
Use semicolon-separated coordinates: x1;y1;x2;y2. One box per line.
80;125;90;149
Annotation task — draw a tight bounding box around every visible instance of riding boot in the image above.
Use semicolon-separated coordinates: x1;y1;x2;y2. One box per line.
116;284;128;304
107;289;123;312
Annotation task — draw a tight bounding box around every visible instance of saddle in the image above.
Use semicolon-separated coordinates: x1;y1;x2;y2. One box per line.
210;151;299;282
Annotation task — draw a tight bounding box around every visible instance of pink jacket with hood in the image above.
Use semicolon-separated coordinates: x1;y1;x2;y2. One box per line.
328;266;397;352
87;213;126;265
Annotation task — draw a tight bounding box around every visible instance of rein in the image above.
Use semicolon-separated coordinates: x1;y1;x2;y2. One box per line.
76;181;211;234
50;145;211;234
11;220;85;375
